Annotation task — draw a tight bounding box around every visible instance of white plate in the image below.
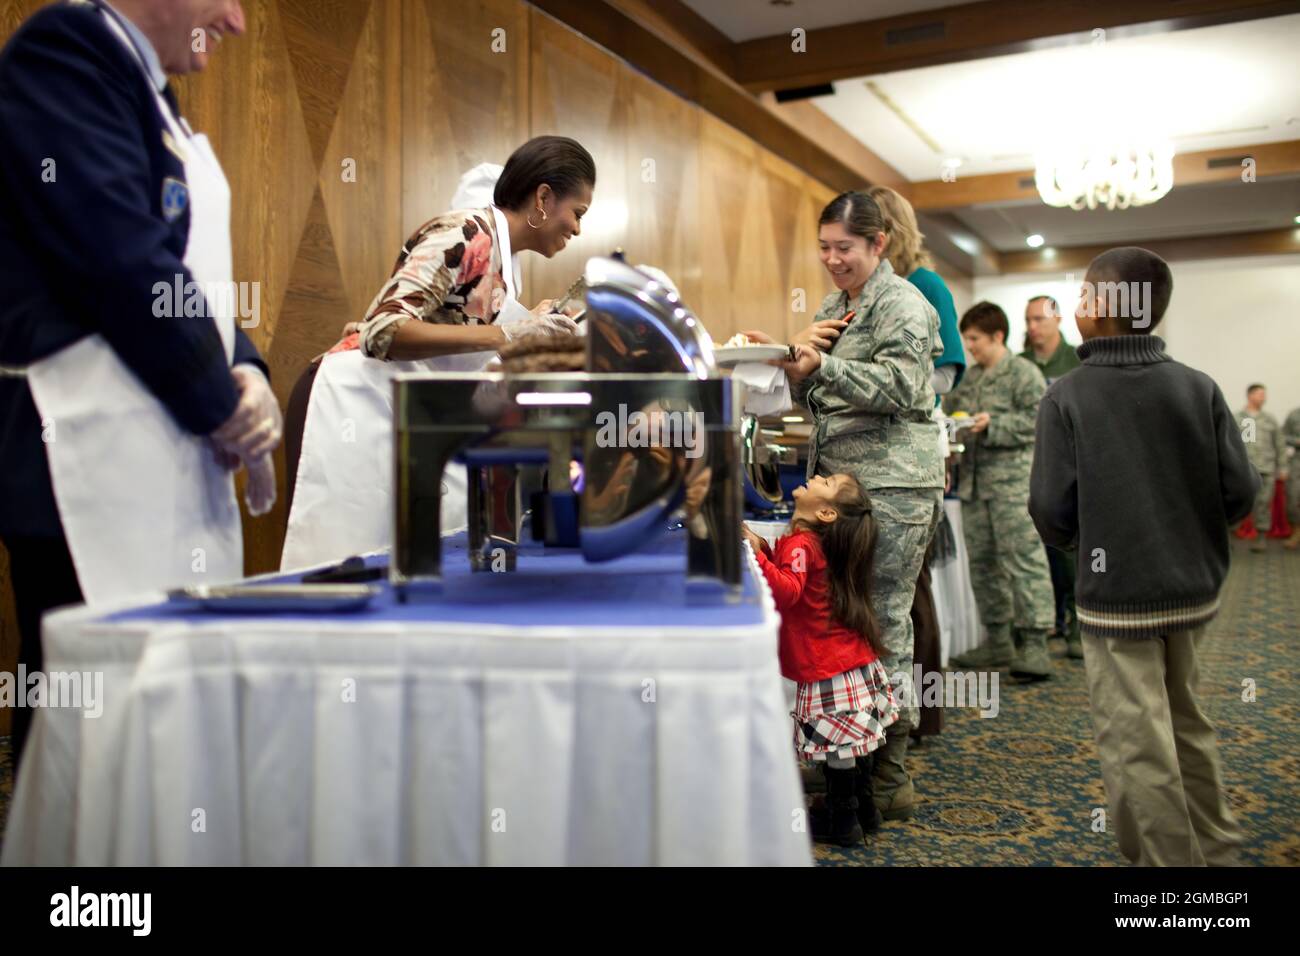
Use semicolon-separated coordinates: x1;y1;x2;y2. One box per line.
713;345;788;366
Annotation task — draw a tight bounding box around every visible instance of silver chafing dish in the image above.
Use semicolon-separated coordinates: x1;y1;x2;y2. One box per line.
742;415;797;513
390;254;743;602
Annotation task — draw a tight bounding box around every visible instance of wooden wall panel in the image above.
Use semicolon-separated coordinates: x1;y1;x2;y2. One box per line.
696;112;762;342
173;0;317;358
321;0;405;327
278;0;374;172
401;0;530;239
527;10;628;303
619;67;702;313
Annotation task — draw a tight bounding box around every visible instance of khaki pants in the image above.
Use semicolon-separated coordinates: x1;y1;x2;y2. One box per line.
1083;627;1242;866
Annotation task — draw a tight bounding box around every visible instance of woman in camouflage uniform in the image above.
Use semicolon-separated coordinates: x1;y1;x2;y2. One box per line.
775;192;945;822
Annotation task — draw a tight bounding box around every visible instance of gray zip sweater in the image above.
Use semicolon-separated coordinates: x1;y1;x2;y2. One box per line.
1028;335;1259;639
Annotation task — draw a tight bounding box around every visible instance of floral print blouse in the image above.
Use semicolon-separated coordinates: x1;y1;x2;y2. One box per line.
333;208;509;361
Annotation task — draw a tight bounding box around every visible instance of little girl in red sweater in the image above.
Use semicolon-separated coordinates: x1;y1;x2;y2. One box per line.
744;472;899;847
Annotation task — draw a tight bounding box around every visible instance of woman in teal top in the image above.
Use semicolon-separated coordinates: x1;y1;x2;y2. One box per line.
868;186;965;751
869;186;966;396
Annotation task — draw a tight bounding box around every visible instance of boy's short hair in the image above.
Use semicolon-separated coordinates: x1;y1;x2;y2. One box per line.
959;301;1009;343
1085;246;1174;331
1246;383;1265;394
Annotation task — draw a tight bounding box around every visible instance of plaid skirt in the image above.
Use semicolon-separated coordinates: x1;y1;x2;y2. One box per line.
793;660;900;761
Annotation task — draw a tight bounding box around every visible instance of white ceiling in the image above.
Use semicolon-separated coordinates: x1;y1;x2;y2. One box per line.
682;0;957;44
680;2;1300;256
809;14;1300;181
948;176;1300;252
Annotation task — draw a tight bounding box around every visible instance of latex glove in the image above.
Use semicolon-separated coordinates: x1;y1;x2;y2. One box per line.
212;365;283;461
209;440;241;472
500;312;579;342
243;454;277;517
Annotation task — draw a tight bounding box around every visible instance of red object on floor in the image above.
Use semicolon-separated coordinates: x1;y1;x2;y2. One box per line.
1236;479;1293;539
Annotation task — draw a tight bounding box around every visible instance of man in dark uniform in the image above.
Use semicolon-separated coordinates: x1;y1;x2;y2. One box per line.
0;0;275;769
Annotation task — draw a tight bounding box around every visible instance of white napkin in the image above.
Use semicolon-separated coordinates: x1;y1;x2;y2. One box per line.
733;362;791;417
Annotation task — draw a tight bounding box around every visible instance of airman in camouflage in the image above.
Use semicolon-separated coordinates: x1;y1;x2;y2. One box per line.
789;256;944;820
943;302;1055;679
1237;385;1286;551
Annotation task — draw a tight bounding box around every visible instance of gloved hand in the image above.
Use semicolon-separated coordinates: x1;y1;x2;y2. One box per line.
212;365;283;461
209;441;241;472
500;312;579;343
243;454;277;517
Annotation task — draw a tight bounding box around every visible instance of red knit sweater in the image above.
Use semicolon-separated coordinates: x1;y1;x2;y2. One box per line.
754;530;876;683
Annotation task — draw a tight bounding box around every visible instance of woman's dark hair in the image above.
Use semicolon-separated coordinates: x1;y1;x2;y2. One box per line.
959;301;1010;344
800;475;882;654
494;136;596;211
818;191;886;246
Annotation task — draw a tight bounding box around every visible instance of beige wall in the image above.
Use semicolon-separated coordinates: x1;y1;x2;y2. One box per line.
974;255;1300;415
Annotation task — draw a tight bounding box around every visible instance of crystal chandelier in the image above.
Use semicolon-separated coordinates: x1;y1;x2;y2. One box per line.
1034;143;1175;211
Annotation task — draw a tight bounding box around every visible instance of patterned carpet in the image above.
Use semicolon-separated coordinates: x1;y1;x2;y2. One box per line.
816;538;1300;866
0;540;1296;865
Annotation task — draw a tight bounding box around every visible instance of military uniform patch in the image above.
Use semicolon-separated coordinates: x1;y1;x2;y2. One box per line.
161;177;188;222
903;328;926;355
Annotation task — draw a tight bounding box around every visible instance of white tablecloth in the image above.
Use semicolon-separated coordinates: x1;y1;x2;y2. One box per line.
749;499;982;667
930;499;982;664
2;549;810;867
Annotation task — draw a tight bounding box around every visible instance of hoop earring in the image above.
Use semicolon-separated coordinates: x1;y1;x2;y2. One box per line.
526;208;547;230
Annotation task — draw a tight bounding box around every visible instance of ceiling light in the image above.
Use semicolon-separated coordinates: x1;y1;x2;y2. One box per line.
1035;143;1174;211
1026;234;1045;248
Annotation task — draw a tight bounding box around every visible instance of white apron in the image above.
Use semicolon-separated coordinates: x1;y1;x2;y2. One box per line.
24;7;242;604
280;204;530;571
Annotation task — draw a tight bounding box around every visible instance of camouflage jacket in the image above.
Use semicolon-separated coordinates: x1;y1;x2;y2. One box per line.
943;351;1045;501
1285;408;1300;452
792;259;943;490
1236;408;1285;474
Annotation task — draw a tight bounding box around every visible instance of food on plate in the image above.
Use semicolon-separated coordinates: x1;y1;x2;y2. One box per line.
713;332;760;350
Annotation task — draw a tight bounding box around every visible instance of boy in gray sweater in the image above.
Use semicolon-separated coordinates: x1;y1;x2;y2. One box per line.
1028;247;1259;866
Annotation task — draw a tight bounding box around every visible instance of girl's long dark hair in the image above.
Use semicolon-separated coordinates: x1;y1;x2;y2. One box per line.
799;476;882;654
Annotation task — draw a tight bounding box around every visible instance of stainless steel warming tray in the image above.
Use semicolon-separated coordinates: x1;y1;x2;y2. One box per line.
390;255;743;602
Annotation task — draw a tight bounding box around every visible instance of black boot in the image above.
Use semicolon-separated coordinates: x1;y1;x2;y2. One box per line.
810;764;864;847
854;754;884;834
